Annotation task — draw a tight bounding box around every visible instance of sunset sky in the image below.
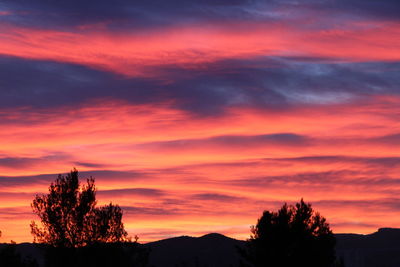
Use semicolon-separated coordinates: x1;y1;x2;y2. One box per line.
0;0;400;243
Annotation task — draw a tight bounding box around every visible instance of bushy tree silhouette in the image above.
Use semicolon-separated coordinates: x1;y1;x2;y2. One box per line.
30;169;149;267
240;199;336;267
30;168;129;248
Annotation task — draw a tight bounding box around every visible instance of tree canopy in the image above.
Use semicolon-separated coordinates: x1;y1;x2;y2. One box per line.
30;169;129;248
241;199;336;267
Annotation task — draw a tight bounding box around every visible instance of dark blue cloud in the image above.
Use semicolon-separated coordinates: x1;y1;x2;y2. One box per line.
316;0;400;20
138;133;310;151
98;188;165;198
123;206;182;216
0;207;33;220
168;155;400;176
274;155;400;168
0;170;147;188
316;198;400;212
227;170;356;188
0;56;157;109
0;153;107;171
371;133;400;146
1;56;399;115
1;0;399;33
74;162;109;168
0;173;55;189
210;133;309;146
191;193;244;202
0;0;273;31
222;167;400;189
0;154;68;169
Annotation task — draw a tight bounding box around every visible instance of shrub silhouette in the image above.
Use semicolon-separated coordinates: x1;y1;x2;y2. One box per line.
240;199;336;267
30;168;128;248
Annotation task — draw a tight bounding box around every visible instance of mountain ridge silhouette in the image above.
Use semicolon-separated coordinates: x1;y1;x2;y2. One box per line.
1;228;400;267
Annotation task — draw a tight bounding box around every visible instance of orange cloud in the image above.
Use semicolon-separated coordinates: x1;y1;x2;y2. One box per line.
0;20;399;77
0;96;399;242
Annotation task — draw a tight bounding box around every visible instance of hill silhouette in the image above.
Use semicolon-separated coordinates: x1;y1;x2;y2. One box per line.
1;228;400;267
336;228;400;267
145;233;244;267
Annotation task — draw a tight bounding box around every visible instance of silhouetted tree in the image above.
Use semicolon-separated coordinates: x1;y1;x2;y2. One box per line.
30;169;149;267
240;199;336;267
30;168;129;248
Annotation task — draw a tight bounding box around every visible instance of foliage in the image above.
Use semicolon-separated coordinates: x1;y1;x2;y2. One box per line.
240;199;336;267
30;169;129;248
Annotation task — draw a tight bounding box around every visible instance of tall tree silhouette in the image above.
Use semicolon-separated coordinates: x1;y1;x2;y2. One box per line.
240;199;336;267
30;168;129;248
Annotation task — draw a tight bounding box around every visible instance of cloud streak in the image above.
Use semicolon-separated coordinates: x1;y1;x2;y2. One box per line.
0;19;399;77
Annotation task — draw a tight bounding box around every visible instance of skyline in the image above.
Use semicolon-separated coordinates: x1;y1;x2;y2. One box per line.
0;0;400;243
